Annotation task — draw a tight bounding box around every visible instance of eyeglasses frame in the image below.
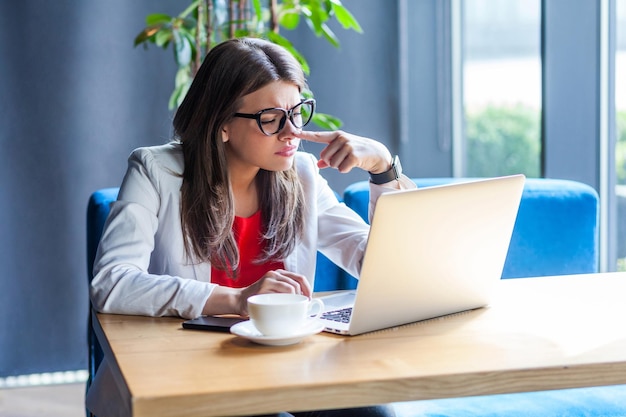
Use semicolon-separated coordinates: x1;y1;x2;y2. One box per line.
232;98;316;136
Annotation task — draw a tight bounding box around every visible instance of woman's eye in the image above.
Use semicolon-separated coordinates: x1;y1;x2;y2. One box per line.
261;118;277;125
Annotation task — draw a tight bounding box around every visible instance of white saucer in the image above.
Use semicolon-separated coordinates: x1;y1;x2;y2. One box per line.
230;319;325;346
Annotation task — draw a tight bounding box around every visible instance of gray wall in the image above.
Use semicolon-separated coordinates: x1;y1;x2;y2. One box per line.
0;0;399;377
1;0;176;377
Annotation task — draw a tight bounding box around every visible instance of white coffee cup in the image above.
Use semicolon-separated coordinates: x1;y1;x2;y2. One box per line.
247;293;324;337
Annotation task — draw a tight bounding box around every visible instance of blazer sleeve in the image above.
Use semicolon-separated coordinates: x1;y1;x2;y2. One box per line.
90;148;214;318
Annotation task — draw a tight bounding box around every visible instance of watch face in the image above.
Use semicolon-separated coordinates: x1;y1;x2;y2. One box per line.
393;156;402;177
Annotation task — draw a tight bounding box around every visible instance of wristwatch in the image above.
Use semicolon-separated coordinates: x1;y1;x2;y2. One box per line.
369;155;402;184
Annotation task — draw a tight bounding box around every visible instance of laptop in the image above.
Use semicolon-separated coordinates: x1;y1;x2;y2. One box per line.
317;174;525;335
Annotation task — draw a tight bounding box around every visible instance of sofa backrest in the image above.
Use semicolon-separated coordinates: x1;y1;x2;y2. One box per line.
343;178;599;279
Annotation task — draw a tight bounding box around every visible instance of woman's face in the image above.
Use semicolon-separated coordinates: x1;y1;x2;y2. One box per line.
223;81;302;175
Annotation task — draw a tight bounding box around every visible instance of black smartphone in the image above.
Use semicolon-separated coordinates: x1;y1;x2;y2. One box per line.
182;315;247;332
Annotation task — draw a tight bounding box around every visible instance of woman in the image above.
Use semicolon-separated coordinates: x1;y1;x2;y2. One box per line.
89;37;414;416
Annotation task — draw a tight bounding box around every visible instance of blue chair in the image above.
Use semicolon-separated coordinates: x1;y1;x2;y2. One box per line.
85;187;119;417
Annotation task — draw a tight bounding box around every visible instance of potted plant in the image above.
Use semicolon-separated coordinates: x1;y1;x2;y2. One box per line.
134;0;362;129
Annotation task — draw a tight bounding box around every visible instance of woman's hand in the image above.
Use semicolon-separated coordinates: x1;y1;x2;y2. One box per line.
237;270;312;316
298;130;393;174
203;269;312;317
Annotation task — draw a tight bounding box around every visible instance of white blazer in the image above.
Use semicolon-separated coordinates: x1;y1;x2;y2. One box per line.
90;142;415;318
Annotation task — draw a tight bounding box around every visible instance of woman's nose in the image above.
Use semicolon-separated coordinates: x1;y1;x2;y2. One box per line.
278;118;301;141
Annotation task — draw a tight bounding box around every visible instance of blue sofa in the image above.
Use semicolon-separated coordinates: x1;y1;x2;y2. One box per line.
87;178;624;416
343;178;599;278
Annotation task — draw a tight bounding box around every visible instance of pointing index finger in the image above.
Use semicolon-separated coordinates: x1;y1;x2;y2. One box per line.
297;130;336;144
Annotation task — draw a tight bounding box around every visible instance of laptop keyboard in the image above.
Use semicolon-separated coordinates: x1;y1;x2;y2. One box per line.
321;307;353;323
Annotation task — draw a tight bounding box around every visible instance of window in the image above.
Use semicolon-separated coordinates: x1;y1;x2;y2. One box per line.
616;0;626;270
462;0;542;178
402;0;619;270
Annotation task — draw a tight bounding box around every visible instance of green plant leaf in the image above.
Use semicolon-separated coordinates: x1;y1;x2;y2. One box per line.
146;13;172;25
169;84;187;110
173;29;192;67
179;0;200;18
175;66;191;87
234;28;255;38
319;23;340;48
169;68;192;110
178;28;199;62
330;1;363;33
280;11;301;30
301;89;315;99
155;28;172;48
251;0;263;21
312;113;343;130
300;4;340;47
134;24;163;46
300;4;325;36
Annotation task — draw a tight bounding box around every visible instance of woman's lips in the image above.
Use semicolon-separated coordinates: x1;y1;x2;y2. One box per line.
276;145;297;157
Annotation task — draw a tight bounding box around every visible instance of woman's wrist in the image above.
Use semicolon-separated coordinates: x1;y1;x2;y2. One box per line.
203;286;242;316
369;155;402;184
361;141;393;175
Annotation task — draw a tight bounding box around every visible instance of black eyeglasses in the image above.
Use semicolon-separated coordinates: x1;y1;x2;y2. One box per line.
233;99;315;136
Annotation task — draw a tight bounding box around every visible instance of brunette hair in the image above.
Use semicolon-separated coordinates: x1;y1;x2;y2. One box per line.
173;37;306;274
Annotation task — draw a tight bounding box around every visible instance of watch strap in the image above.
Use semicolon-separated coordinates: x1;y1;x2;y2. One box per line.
369;155;402;184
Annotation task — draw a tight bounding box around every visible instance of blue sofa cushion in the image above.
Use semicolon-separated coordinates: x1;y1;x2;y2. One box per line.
504;178;599;278
343;178;599;279
312;190;345;291
314;252;344;291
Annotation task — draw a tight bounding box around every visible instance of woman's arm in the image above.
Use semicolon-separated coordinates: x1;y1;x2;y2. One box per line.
90;147;214;319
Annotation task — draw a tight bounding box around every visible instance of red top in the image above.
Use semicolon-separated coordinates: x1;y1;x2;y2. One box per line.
211;210;284;288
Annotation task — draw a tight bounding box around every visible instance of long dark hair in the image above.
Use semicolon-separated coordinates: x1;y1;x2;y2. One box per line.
173;37;306;274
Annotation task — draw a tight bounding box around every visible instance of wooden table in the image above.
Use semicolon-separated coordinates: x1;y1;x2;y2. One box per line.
90;272;626;417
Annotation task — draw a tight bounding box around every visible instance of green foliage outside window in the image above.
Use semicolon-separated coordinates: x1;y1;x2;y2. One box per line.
617;110;626;185
466;107;626;271
465;105;541;178
617;110;626;272
466;107;626;182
